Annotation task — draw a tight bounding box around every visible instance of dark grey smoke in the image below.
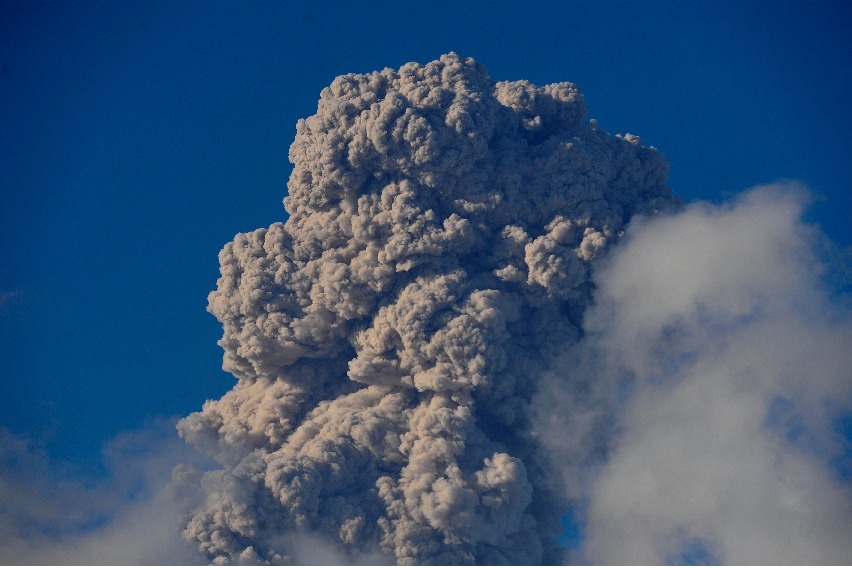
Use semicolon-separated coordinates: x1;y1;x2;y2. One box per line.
178;53;675;564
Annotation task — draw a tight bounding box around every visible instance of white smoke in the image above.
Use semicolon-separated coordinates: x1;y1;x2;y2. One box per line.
178;53;675;564
535;183;852;564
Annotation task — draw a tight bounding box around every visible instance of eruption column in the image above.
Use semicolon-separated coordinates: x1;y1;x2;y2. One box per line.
179;53;675;564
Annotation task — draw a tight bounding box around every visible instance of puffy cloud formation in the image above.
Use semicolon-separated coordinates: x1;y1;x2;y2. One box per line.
178;53;675;564
535;184;852;564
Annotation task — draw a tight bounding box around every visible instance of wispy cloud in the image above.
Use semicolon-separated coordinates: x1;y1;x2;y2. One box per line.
0;290;21;310
0;420;207;565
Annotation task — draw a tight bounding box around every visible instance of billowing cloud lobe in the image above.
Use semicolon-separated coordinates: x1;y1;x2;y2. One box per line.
566;186;852;564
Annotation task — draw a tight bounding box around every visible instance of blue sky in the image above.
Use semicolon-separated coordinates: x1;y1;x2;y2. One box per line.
1;0;850;563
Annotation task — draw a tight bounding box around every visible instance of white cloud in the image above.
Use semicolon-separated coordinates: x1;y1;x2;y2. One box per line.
538;183;852;564
0;420;207;565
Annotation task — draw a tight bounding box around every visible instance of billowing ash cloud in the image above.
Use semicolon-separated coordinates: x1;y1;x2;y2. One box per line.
178;53;675;564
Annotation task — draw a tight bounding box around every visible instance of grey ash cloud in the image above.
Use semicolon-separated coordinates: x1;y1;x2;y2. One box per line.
177;53;675;564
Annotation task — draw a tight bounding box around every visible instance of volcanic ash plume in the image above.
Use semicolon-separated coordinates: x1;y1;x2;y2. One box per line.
178;53;675;564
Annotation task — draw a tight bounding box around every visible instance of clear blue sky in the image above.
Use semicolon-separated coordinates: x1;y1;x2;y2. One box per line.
1;0;850;474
